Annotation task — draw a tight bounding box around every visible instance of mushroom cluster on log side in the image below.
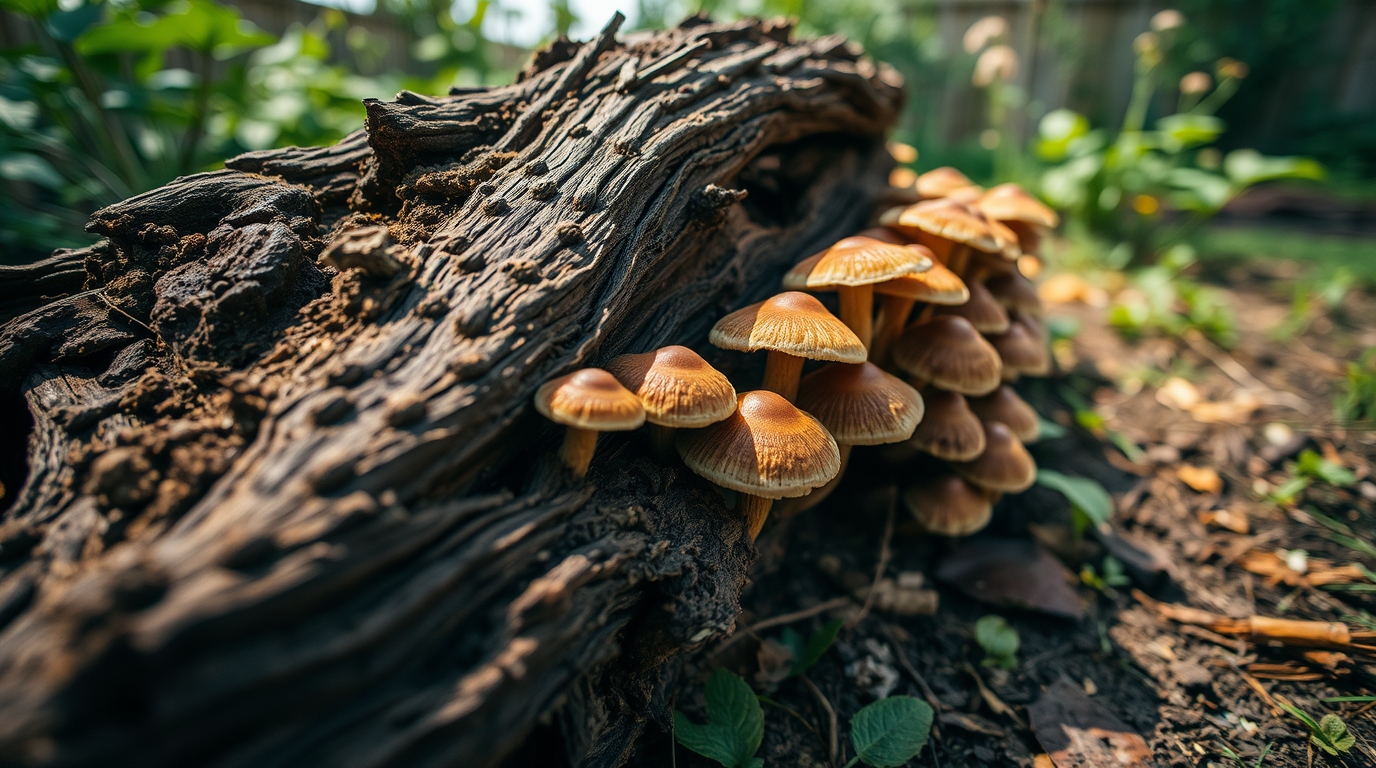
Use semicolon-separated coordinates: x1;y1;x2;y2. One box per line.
0;14;905;768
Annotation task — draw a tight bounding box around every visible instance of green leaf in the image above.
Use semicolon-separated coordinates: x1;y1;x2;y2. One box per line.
45;2;103;42
1165;167;1232;212
848;696;934;767
788;619;843;677
1224;149;1325;187
1295;449;1356;487
674;669;763;768
1036;469;1114;527
1317;713;1355;754
1036;416;1068;440
0;0;57;17
975;615;1019;668
1157;113;1224;149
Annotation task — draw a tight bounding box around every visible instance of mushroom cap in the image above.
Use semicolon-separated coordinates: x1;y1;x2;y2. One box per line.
904;474;993;536
606;346;737;429
710;292;867;363
908;387;986;461
783;236;931;291
968;385;1040;443
934;279;1010;334
534;368;646;431
880;199;999;253
985;272;1044;317
986;216;1023;260
796;362;924;446
873;250;969;305
979;183;1059;228
891;316;1003;395
677;391;841;499
987;320;1051;377
915;167;978;199
954;420;1036;492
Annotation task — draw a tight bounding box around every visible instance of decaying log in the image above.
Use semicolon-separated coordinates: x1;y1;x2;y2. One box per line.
0;15;901;768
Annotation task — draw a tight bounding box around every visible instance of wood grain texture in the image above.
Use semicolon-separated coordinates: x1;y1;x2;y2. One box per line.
0;15;900;767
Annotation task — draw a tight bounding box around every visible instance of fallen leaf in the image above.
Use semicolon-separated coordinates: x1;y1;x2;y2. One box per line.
1156;377;1200;411
1094;524;1173;587
1029;679;1152;768
1199;508;1249;534
936;538;1084;620
1177;465;1223;494
1190;391;1262;425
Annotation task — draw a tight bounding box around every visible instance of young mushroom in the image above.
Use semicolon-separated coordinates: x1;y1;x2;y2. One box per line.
987;319;1051;381
677;390;841;541
879;197;1017;277
915;166;980;200
780;361;925;513
953;421;1037;492
534;369;645;478
968;385;1041;443
977;183;1059;255
606;345;737;461
891;315;1002;395
870;254;968;366
782;236;932;349
907;387;987;461
985;271;1044;318
710;291;866;403
903;474;994;536
933;277;1010;334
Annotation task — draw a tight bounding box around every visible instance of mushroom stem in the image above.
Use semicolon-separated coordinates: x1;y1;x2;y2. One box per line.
559;426;599;477
761;350;805;402
647;423;677;462
739;493;774;540
947;244;970;278
871;295;914;365
836;285;874;350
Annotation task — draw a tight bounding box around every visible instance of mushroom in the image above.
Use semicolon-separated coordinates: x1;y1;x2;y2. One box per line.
933;277;1010;334
908;387;987;461
710;291;866;402
953;421;1036;492
987;319;1051;381
985;271;1043;318
677;390;840;540
780;361;925;514
870;256;969;366
782;236;932;349
891;315;1002;395
968;385;1040;443
978;183;1059;255
915;166;980;200
879;197;1018;277
534;368;645;477
606;345;736;461
903;474;994;536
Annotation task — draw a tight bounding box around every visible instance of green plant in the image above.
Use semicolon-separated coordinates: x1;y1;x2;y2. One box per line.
1278;701;1355;756
1296;449;1356;487
674;669;764;768
1337;348;1376;424
1081;555;1131;592
779;619;844;677
1036;468;1114;538
974;615;1019;669
1218;740;1273;768
844;696;934;768
1107;244;1237;346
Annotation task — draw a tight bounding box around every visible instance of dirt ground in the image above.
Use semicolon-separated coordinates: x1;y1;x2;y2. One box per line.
632;258;1376;768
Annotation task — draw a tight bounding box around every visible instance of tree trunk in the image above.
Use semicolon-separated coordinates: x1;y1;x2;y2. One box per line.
0;15;900;768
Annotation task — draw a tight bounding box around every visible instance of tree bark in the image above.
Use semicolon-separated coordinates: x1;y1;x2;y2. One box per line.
0;15;900;768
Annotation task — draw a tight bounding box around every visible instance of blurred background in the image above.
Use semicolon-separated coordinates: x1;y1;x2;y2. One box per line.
2;0;1373;290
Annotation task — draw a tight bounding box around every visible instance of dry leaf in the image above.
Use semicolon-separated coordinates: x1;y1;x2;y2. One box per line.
1030;679;1152;768
1190;391;1262;424
1156;377;1200;411
1199;508;1249;534
1177;465;1223;494
937;538;1084;620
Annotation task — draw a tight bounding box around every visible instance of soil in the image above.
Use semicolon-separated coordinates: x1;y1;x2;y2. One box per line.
623;258;1376;768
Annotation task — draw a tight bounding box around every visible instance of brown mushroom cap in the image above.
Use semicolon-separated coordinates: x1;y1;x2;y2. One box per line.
677;390;840;499
987;320;1051;377
534;368;645;431
908;387;986;461
891;315;1002;395
916;167;978;199
979;183;1059;228
934;279;1010;334
710;292;866;363
880;198;999;254
985;272;1044;318
968;385;1040;443
954;420;1036;492
904;474;993;536
796;362;924;445
606;346;737;429
873;253;969;305
783;236;932;291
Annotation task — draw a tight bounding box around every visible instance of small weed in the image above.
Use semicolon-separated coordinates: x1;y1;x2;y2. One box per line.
975;615;1020;669
844;696;934;768
1036;469;1114;537
1336;348;1376;424
779;619;844;678
1217;741;1273;768
1278;700;1356;756
1296;449;1356;486
1108;246;1238;347
674;670;764;768
1082;555;1131;593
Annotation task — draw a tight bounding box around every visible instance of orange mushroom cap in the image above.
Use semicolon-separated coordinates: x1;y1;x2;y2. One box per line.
710;292;866;364
606;346;737;429
534;369;645;431
796;362;924;446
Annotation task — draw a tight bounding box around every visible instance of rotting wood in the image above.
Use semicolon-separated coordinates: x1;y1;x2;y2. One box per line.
0;14;901;768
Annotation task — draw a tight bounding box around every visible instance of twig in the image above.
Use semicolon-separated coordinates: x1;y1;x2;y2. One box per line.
1230;658;1282;717
851;488;897;629
745;597;854;635
801;675;839;767
961;662;1025;730
620;39;711;91
881;624;944;713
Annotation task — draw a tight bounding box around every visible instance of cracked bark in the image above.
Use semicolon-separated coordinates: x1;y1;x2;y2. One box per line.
0;15;900;768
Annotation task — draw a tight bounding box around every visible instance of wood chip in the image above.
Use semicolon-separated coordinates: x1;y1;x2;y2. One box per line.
1177;465;1223;494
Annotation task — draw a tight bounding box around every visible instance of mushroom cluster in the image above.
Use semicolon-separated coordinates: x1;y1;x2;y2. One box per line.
532;156;1057;545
